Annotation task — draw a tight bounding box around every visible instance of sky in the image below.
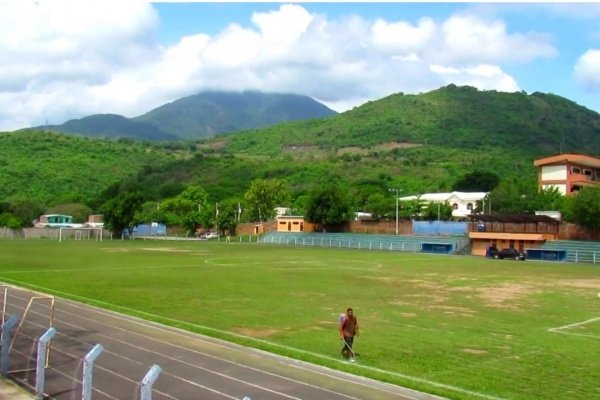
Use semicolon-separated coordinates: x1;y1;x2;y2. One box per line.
1;1;600;131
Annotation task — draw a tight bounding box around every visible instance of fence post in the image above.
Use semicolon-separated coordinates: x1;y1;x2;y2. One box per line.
36;327;57;400
1;315;18;376
140;364;162;400
82;344;103;400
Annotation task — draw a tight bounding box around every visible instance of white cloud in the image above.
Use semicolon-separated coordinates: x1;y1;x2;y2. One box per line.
440;14;556;64
430;64;520;92
574;50;600;91
0;3;560;130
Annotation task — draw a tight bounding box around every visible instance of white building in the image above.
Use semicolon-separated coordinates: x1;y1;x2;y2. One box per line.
398;191;488;218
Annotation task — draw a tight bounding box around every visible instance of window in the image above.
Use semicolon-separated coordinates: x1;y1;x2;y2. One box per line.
571;166;581;174
467;203;473;210
452;203;458;210
584;169;592;176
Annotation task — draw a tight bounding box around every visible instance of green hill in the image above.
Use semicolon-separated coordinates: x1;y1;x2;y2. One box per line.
221;85;600;156
2;85;600;209
0;131;184;204
43;114;178;141
34;91;337;141
135;90;337;140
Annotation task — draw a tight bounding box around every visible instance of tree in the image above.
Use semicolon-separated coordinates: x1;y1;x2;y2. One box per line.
486;177;536;214
7;197;45;227
569;186;600;231
364;192;393;220
452;170;500;192
527;187;566;214
101;191;144;236
399;198;424;220
305;184;351;228
0;213;22;229
215;198;240;235
422;201;453;221
291;194;309;216
159;185;210;234
244;179;289;222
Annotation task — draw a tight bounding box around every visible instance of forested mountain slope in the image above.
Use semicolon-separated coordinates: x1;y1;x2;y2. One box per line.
221;85;600;157
3;85;600;207
34;91;337;141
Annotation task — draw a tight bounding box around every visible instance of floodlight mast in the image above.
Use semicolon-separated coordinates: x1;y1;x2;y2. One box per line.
388;188;400;235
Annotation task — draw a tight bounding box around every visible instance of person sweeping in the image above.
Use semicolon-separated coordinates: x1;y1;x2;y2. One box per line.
339;307;359;362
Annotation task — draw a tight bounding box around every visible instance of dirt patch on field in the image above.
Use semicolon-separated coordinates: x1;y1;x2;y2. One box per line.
289;291;326;297
102;248;130;253
141;247;191;253
233;328;282;338
360;276;395;284
554;279;600;290
399;312;417;317
429;305;476;317
475;283;540;309
462;348;487;355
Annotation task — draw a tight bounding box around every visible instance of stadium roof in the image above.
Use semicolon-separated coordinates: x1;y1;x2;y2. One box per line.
468;214;560;224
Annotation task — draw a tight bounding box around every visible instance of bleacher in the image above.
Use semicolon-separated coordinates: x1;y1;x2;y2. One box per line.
536;240;600;264
258;232;468;255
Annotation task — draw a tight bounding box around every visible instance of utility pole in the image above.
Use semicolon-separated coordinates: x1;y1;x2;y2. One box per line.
388;188;400;235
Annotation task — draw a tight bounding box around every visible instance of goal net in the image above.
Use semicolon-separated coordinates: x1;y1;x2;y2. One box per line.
0;285;55;373
58;227;104;242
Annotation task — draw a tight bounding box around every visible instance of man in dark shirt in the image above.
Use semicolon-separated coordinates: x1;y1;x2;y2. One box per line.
339;307;359;362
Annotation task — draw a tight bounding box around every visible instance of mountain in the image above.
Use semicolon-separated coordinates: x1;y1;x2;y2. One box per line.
4;85;600;207
134;91;338;140
36;91;337;141
43;114;178;141
221;85;600;157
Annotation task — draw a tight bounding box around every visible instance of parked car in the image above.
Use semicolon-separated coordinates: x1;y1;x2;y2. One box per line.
202;232;219;239
491;248;526;260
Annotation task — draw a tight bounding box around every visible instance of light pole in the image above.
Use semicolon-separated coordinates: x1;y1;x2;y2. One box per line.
388;188;400;235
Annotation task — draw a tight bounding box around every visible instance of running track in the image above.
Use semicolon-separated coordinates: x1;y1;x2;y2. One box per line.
1;285;444;400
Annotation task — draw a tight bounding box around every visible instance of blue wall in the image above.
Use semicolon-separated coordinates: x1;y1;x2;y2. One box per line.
412;221;467;235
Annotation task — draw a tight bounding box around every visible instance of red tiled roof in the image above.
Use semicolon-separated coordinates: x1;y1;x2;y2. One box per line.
534;153;600;168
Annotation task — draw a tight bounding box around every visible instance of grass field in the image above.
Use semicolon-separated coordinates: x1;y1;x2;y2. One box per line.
0;239;599;400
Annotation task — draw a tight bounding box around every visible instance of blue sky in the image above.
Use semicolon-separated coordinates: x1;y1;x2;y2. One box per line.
1;2;599;131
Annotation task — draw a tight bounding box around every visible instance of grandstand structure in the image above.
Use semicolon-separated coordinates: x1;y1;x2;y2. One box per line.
537;239;600;263
259;232;469;255
258;231;600;264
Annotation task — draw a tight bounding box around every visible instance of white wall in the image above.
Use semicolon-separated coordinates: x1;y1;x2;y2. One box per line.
541;165;567;180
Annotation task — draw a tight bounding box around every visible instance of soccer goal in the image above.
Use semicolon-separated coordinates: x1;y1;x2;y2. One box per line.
58;227;103;242
0;285;55;372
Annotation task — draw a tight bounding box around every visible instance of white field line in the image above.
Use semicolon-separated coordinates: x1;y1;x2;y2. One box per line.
0;258;383;274
548;316;600;340
548;316;600;332
550;330;600;340
1;280;505;400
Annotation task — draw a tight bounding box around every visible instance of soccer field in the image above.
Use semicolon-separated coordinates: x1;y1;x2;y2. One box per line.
0;239;598;400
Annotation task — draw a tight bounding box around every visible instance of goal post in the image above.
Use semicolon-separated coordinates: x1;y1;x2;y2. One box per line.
58;227;103;242
0;285;56;372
